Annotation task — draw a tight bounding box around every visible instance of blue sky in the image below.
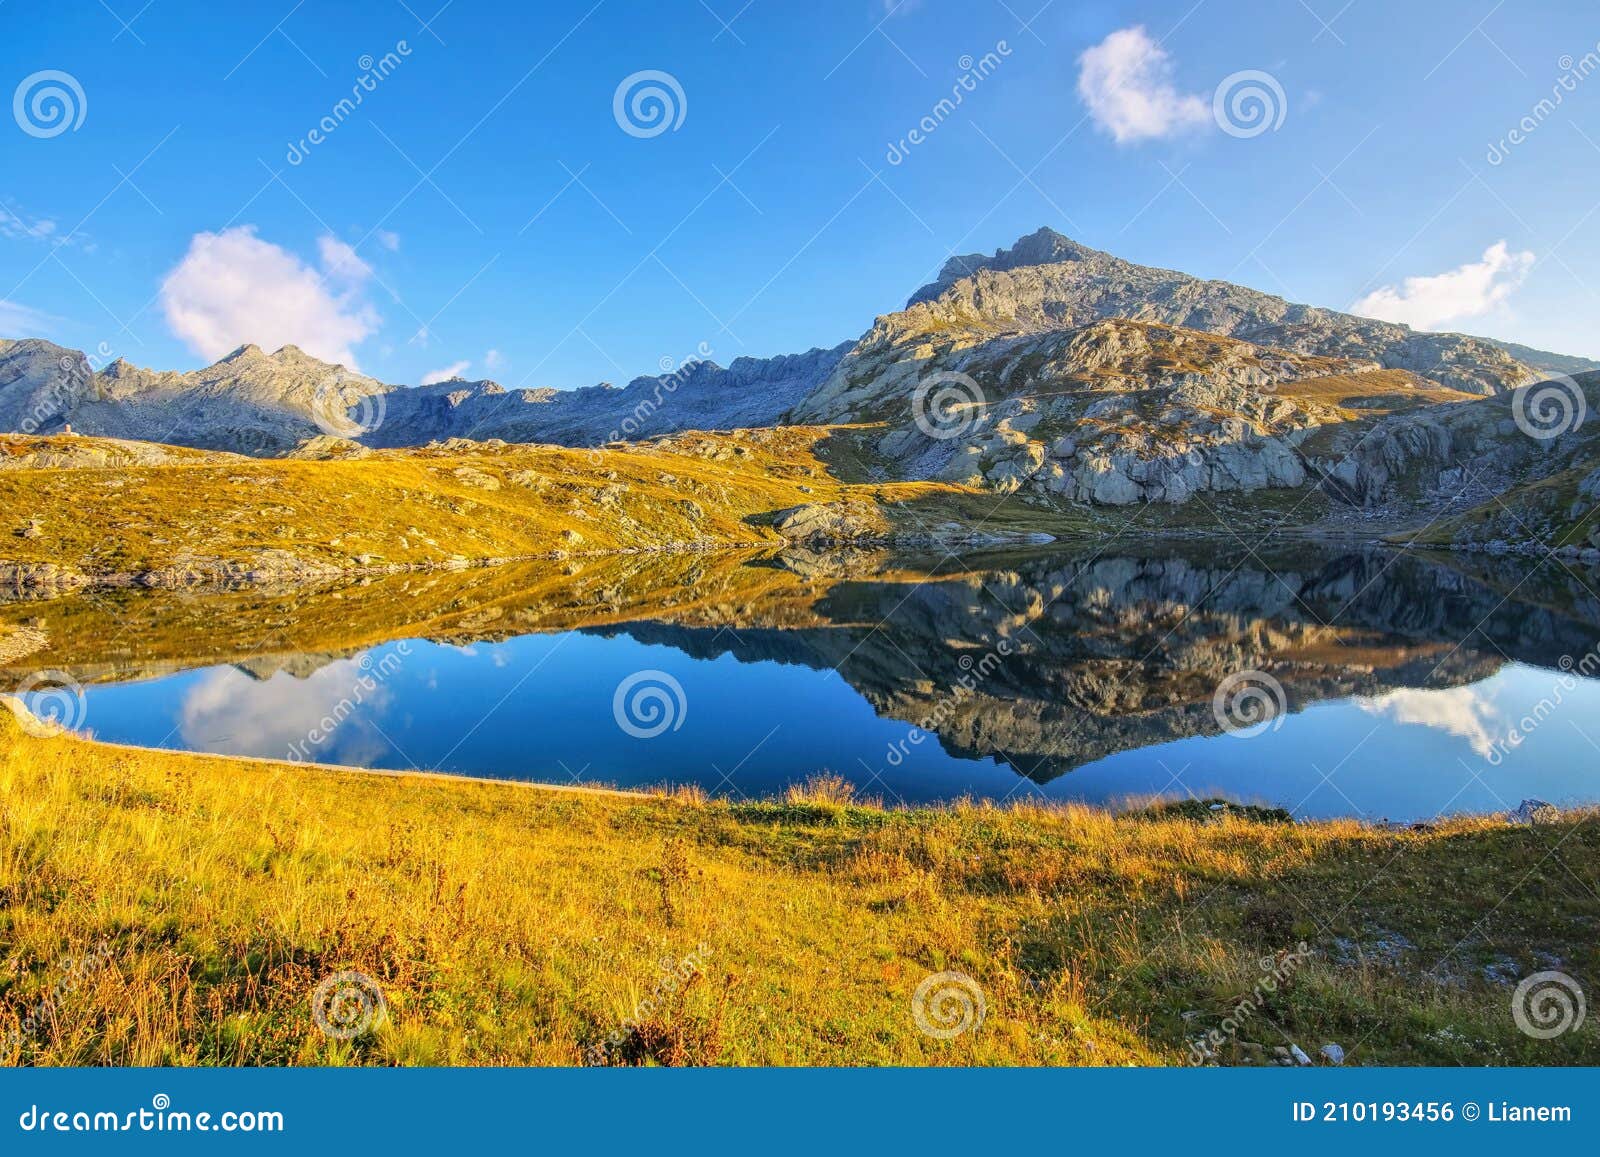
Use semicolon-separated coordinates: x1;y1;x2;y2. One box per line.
2;0;1599;388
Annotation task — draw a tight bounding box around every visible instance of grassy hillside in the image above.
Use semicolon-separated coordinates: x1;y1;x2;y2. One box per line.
0;428;844;581
2;709;1594;1066
0;427;1105;590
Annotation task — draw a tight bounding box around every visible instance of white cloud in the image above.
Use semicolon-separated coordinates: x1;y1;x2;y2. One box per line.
178;656;397;767
316;235;373;283
484;348;505;371
160;227;380;369
0;205;57;243
1351;241;1535;331
421;360;471;385
0;298;59;336
1077;26;1211;144
375;230;401;251
1357;686;1500;758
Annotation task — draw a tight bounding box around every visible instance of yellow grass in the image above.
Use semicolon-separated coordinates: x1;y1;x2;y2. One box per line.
2;709;1595;1067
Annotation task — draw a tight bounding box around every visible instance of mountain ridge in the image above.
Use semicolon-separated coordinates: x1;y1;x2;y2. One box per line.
4;227;1597;535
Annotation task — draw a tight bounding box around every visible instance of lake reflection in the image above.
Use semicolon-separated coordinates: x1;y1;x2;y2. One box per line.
7;544;1600;820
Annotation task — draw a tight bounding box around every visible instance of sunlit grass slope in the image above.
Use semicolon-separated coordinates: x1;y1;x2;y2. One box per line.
2;711;1594;1067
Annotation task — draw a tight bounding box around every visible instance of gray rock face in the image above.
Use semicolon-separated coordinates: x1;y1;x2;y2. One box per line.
1;340;387;454
793;314;1379;505
0;339;97;434
787;228;1598;510
0;337;849;457
893;227;1549;396
367;343;850;448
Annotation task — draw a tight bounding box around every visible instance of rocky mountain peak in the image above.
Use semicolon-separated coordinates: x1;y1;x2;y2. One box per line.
221;344;264;363
909;227;1106;307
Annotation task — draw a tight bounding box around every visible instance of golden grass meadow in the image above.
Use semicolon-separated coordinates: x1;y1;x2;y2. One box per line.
2;706;1596;1067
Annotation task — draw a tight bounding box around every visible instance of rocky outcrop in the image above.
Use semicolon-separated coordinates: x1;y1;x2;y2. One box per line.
768;502;886;544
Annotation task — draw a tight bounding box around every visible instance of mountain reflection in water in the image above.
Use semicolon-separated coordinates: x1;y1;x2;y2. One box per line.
6;544;1600;821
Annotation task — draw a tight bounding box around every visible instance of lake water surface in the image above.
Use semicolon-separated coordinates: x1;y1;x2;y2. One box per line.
8;544;1600;821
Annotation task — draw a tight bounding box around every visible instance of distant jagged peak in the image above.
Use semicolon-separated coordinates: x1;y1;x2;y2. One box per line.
909;227;1110;306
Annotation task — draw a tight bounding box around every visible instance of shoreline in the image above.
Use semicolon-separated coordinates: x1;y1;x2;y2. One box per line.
3;711;653;800
5;708;1566;829
0;527;1499;601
